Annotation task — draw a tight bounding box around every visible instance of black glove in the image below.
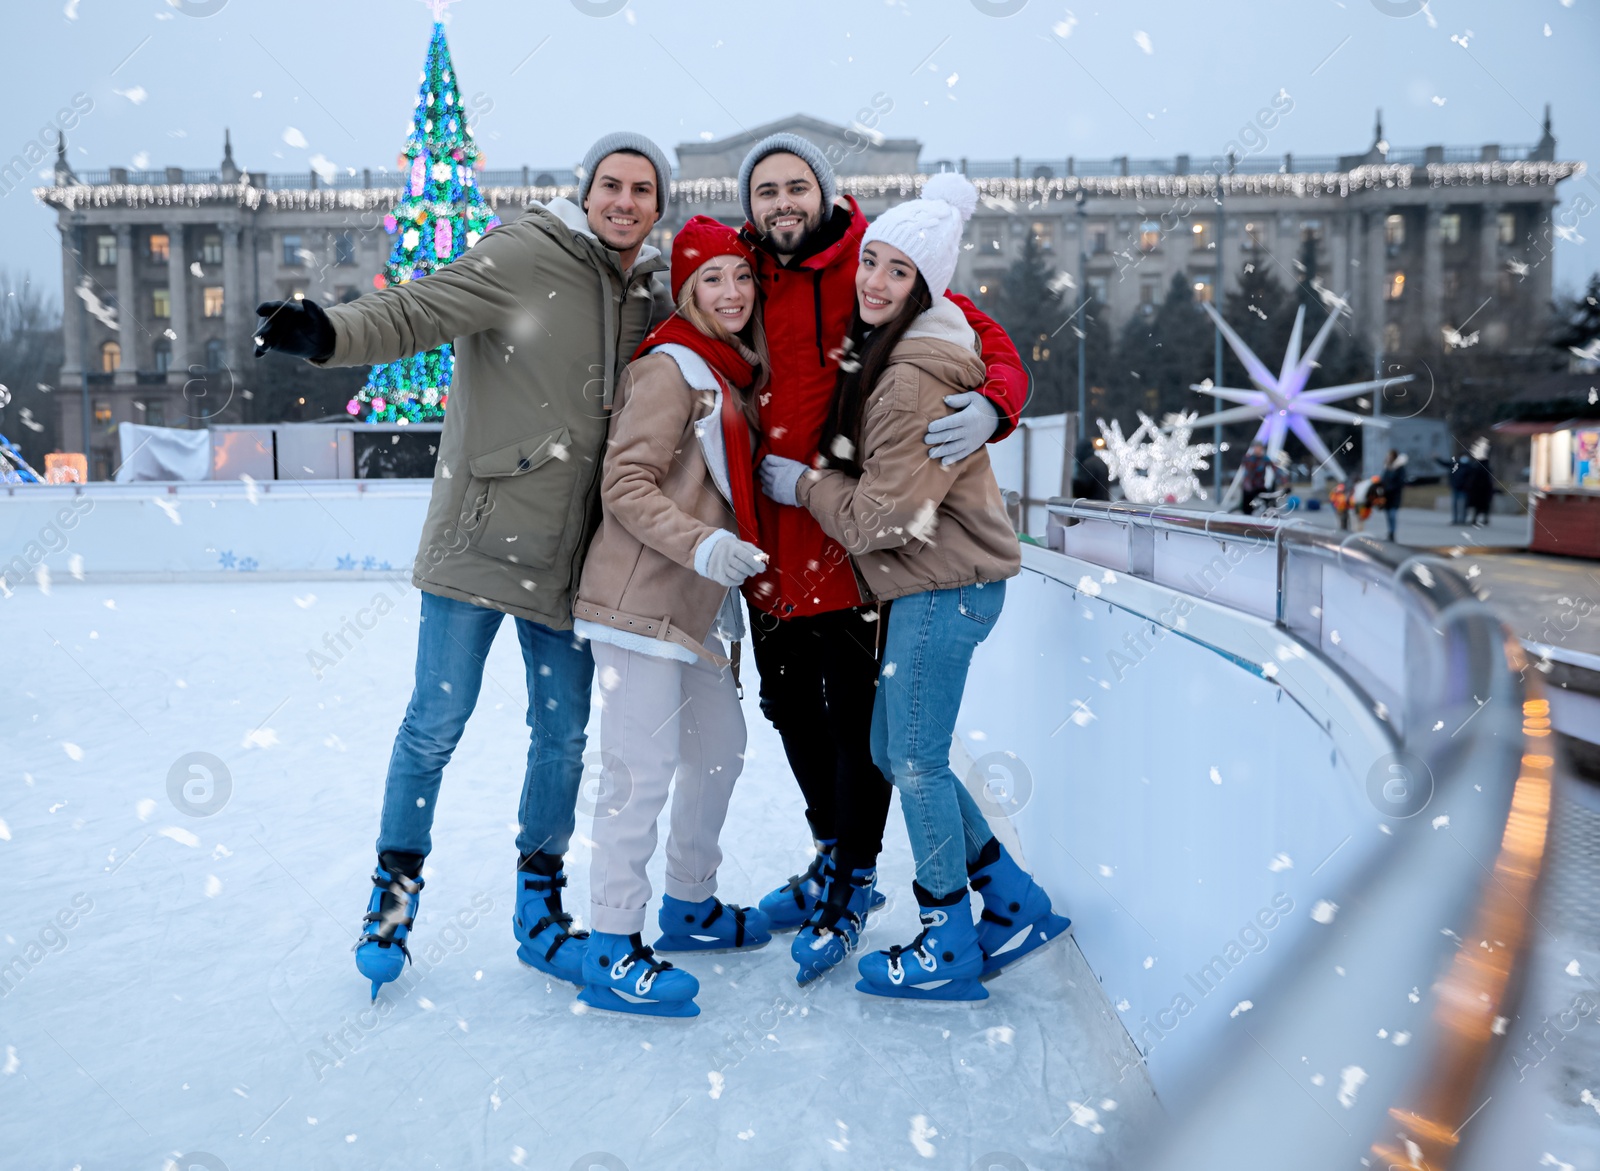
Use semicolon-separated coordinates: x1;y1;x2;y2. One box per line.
253;298;337;362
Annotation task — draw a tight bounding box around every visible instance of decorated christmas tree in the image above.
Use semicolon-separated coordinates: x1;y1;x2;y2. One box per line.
350;8;500;424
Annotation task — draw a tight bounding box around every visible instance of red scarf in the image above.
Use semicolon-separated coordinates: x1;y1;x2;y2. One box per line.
633;316;761;545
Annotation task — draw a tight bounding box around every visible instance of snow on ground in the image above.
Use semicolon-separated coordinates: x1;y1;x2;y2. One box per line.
1;579;1156;1170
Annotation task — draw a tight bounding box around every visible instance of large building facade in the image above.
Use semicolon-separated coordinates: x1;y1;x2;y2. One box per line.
38;114;1584;478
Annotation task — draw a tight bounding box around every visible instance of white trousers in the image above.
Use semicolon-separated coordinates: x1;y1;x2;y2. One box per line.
587;640;747;935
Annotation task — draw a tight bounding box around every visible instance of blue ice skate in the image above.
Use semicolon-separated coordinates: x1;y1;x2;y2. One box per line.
653;894;771;954
967;839;1071;979
856;886;988;1003
354;852;424;1002
758;843;885;931
578;931;700;1019
514;853;590;986
791;861;877;986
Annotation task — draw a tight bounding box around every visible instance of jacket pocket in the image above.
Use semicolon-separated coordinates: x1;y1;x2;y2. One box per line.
464;426;575;569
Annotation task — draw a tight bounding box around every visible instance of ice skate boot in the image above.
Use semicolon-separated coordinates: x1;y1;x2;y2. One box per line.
354;851;424;1002
514;852;589;986
967;839;1071;979
856;885;988;1002
653;894;771;954
759;841;884;931
791;859;877;986
578;932;700;1019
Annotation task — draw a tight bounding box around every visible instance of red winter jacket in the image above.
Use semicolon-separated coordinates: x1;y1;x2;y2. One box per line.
739;197;1027;619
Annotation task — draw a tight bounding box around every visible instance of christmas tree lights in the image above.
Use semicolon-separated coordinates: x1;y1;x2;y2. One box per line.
351;13;499;424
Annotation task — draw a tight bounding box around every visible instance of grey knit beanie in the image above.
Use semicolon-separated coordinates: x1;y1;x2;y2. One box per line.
737;133;838;229
576;131;672;214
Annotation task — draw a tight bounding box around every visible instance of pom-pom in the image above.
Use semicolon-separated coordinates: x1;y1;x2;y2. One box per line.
920;172;978;223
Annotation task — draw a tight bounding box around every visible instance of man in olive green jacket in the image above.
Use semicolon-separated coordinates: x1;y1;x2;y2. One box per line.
253;133;670;995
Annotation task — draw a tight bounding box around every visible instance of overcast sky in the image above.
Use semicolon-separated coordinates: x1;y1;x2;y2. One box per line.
6;0;1597;307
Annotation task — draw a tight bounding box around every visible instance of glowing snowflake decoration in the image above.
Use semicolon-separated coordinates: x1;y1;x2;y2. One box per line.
1189;302;1408;491
1095;410;1216;504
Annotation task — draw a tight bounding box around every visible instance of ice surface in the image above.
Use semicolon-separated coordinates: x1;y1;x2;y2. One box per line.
1;581;1156;1169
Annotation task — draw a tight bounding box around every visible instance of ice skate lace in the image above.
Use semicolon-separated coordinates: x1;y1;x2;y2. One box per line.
883;909;948;975
612;943;675;994
521;872;591;962
357;870;424;961
802;874;873;941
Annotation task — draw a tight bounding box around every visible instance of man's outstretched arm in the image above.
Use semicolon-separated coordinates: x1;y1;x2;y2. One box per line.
922;291;1027;465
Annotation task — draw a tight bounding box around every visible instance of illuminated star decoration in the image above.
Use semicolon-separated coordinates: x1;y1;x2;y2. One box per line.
1095;411;1215;504
1188;301;1409;490
421;0;463;20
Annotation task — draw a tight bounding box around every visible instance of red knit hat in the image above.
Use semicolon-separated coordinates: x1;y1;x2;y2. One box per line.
669;215;755;301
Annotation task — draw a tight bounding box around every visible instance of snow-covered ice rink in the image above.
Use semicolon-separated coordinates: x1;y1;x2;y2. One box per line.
2;579;1155;1170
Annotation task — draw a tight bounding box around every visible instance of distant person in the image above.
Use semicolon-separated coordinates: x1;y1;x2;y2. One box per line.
1436;452;1468;525
1237;441;1269;513
1328;479;1351;531
1465;439;1495;527
1072;437;1110;500
1379;449;1408;542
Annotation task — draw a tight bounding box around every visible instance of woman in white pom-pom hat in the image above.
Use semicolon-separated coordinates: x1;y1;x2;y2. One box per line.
757;173;1071;1001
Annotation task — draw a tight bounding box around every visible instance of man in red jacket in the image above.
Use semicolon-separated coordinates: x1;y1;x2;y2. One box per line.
734;133;1027;964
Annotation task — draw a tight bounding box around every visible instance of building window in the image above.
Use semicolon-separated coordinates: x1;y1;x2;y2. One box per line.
96;234;118;266
1384;323;1402;353
282;234;304;266
153;341;171;374
152;288;171;318
203;235;223;266
335;233;357;266
1497;212;1516;245
1030;221;1055;252
146;399;166;427
1190;221;1211;250
1087;275;1109;304
1192;275;1214;304
99;341;120;373
203;287;225;318
205;338;225;369
1439;213;1461;245
148;233;170;263
1301;219;1323;242
1138;221;1161;253
93;399;112;423
1243;221;1266;251
1091;226;1109;255
1138;275;1160;312
1385;271;1406;300
1442;269;1461;298
1385;214;1406;249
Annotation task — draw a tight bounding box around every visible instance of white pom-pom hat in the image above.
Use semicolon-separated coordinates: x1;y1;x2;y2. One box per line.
859;171;978;298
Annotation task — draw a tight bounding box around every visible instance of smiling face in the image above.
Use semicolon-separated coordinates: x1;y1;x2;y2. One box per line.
583;151;660;262
855;241;921;326
690;253;756;335
748;152;825;258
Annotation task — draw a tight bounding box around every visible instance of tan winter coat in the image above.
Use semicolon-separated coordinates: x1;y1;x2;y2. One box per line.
318;198;666;629
573;347;758;665
797;297;1021;601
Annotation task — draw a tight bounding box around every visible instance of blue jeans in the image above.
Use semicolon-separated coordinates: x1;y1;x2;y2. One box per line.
377;591;593;860
871;582;1005;899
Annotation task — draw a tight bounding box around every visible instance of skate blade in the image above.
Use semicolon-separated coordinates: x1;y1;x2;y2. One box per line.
854;976;989;1002
651;933;772;955
516;950;584;988
980;913;1072;980
577;985;700;1019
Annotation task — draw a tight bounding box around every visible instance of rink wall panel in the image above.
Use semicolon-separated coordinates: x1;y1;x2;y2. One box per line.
0;482;430;583
957;543;1396;1109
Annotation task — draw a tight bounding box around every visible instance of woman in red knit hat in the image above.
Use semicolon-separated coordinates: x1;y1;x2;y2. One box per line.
569;216;772;1018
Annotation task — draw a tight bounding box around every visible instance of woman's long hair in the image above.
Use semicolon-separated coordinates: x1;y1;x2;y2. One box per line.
820;270;934;478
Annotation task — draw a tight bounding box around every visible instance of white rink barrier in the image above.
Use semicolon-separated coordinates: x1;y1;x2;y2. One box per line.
0;481;430;587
